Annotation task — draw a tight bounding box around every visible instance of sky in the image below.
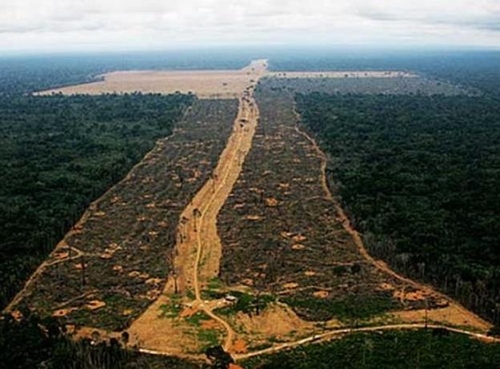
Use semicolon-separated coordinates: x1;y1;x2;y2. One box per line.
1;0;500;53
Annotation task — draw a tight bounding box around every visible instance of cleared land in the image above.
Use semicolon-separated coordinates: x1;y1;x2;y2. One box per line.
215;79;490;352
37;60;268;99
8;61;496;364
7;99;238;331
128;89;261;357
263;74;471;95
269;71;417;78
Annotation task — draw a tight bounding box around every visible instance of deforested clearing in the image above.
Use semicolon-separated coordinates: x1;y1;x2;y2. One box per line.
37;59;268;99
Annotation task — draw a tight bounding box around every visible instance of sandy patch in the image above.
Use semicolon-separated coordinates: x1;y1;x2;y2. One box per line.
313;291;330;299
245;215;263;221
232;339;248;354
292;235;307;243
180;306;198;319
201;319;221;330
235;304;312;338
52;307;78;317
265;198;279;207
37;60;268;99
86;300;106;311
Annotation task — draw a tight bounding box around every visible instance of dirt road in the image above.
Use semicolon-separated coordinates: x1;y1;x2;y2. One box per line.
235;323;500;361
190;93;260;351
128;61;266;354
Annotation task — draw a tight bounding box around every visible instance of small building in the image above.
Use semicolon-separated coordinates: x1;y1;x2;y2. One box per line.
224;294;238;303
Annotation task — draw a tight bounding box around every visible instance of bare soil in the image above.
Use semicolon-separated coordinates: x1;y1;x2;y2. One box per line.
37;60;268;99
129;63;266;355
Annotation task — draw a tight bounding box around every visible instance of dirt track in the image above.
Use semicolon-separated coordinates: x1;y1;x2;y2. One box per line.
128;61;266;354
235;323;500;361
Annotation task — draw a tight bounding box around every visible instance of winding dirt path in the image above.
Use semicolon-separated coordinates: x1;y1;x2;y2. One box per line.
191;94;260;351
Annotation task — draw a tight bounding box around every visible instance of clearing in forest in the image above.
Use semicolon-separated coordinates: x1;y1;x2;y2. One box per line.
37;60;268;99
6;61;495;362
214;78;490;353
6;99;239;332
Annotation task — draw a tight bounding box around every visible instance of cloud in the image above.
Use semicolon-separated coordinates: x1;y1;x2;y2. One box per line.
0;0;499;52
354;0;500;32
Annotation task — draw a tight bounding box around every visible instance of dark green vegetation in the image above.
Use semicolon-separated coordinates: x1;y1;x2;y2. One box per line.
0;93;193;311
0;313;201;369
244;330;500;369
12;99;238;330
294;52;500;326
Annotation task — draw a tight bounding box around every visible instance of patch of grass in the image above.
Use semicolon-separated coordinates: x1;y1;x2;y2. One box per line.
283;293;396;323
159;301;183;319
215;291;275;316
207;277;223;290
186;290;195;300
201;290;225;300
185;311;210;326
197;329;220;350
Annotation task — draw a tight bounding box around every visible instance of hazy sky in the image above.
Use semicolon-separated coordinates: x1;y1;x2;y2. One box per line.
1;0;500;53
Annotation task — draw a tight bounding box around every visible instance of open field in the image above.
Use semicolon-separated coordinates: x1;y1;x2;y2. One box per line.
7;99;238;331
37;60;268;99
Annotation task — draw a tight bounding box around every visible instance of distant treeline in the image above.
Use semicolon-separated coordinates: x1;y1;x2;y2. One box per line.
0;50;253;95
269;50;500;96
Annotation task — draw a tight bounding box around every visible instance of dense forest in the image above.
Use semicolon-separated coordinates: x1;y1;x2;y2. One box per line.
0;92;193;309
296;57;500;324
0;312;200;369
245;329;500;368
